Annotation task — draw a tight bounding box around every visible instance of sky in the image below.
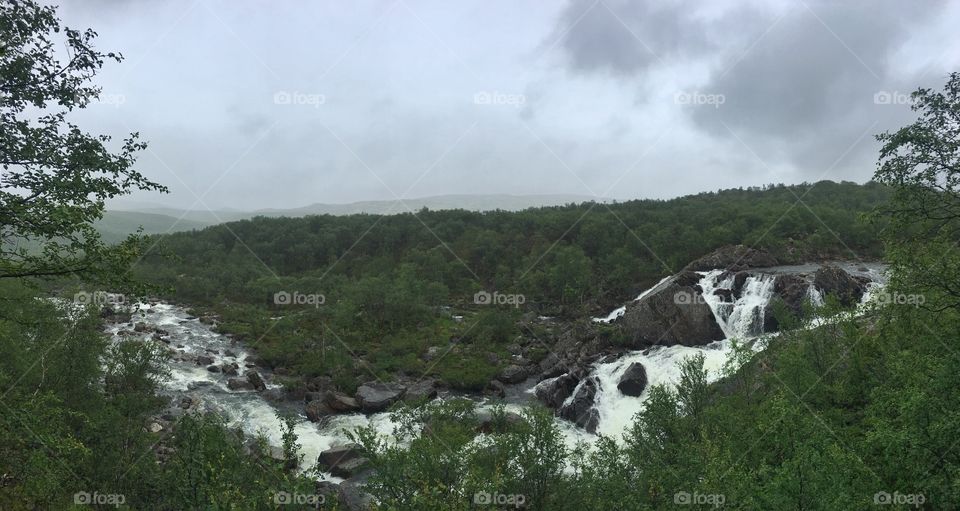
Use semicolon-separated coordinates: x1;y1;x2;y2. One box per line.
54;0;960;210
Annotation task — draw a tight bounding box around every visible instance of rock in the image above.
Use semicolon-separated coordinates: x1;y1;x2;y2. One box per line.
317;444;364;472
147;422;163;433
134;322;151;333
306;400;332;422
222;362;239;376
619;279;725;347
355;382;405;413
497;364;529;384
195;355;215;366
506;343;523;355
732;271;750;298
485;379;506;398
765;274;811;331
813;264;866;306
246;371;267;392
535;373;580;409
338;474;374;511
206;365;221;373
403;380;438;404
227;378;254;391
684;244;778;272
476;410;524;434
617;362;648;397
315;481;339;500
674;270;703;287
224;350;237;358
179;396;194;409
331;457;370;479
559;377;600;433
713;288;735;302
324;391;360;412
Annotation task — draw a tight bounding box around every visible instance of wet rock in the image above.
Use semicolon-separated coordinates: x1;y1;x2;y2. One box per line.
227;378;254;391
558;377;600;433
324;391;360;412
732;271;750;298
195;355;215;366
222;362;239;376
246;371;267;392
814;264;866;306
713;288;735;302
485;379;506;398
617;362;648;397
497;364;529;384
355;382;406;413
134;322;151;333
535;373;580;409
317;444;364;472
619;279;724;347
338;473;374;511
147;422;163;433
331;457;370;479
306;400;332;422
206;365;221;373
179;396;194;409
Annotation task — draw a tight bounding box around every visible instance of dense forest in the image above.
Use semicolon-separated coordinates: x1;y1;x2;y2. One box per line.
2;1;959;509
131;180;890;391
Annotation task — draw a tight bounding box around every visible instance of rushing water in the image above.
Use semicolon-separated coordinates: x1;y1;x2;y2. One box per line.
110;263;887;473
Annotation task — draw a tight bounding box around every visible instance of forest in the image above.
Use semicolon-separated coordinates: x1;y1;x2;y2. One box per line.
2;1;959;509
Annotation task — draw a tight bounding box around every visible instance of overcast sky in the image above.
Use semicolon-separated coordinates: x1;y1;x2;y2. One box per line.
55;0;960;210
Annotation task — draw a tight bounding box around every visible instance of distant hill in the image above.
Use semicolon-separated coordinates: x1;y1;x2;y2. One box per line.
105;194;610;231
95;211;211;244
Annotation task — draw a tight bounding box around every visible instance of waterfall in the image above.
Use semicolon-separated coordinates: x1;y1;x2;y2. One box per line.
699;270;777;340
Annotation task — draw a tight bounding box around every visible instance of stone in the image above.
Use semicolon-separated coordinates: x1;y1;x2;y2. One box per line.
355;382;405;413
403;380;438;404
558;377;600;433
227;378;254;391
497;364;529;384
617;362;648;397
324;391;360;412
246;371;267;392
306;400;332;422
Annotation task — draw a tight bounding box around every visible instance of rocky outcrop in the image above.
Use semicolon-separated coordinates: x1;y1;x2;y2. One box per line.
355;382;406;413
246;371;267;392
617;363;647;397
535;373;581;409
684;245;777;272
558;377;600;433
814;264;866;306
619;279;725;347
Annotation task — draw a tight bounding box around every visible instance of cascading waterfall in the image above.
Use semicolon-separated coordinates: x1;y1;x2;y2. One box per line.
699;270;777;340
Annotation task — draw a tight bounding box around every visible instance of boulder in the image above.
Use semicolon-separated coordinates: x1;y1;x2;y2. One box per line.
814;264;866;306
732;271;750;298
684;244;778;272
338;473;374;511
206;365;221;373
331;457;370;479
222;362;239;376
558;377;600;433
355;382;406;413
403;380;438;404
324;391;360;412
306;400;332;422
195;355;215;366
246;371;267;392
535;373;580;409
765;274;811;331
227;378;254;391
619;279;725;347
497;364;529;384
617;362;648;397
485;379;506;398
318;444;364;472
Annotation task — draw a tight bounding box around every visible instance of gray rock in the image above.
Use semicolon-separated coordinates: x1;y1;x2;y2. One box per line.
324;391;360;412
355;382;405;413
317;444;364;472
619;279;724;347
403;380;438;404
195;355;215;366
497;364;529;384
246;371;267;392
617;362;648;397
683;244;777;272
559;377;600;433
306;400;332;422
331;457;370;479
535;373;580;409
227;378;254;391
814;264;866;306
